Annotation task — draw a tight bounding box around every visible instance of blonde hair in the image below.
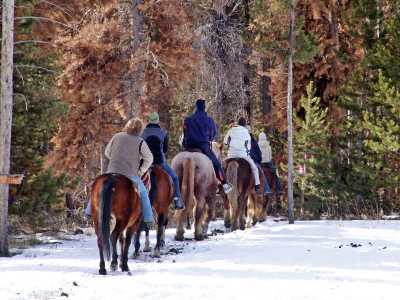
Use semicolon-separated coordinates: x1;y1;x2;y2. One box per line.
123;118;144;135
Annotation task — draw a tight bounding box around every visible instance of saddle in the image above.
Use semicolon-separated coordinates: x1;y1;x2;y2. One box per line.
141;166;160;205
185;147;203;153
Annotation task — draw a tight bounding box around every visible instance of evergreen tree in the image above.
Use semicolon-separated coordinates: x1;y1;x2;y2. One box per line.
294;82;333;217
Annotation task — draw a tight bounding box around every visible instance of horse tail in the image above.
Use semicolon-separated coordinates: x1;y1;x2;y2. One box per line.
181;157;195;207
226;160;239;214
98;175;114;262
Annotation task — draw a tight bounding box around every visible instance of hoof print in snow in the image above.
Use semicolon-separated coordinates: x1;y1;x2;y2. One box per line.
211;229;224;236
350;242;362;248
61;292;69;297
168;247;183;255
338;245;343;248
73;282;78;287
172;259;176;263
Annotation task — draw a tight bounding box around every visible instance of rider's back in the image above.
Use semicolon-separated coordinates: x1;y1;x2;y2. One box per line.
142;124;167;164
183;111;216;147
225;125;250;157
106;132;143;178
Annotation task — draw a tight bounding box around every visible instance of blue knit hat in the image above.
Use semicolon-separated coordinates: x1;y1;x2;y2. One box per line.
196;99;206;111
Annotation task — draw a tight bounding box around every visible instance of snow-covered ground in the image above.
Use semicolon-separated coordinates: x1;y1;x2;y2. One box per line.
1;219;400;300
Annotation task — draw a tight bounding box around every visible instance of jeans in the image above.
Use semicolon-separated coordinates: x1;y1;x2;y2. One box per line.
160;162;182;199
264;161;282;192
129;175;153;223
257;163;272;193
85;175;153;223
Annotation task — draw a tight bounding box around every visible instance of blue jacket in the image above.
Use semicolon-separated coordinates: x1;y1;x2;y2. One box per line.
142;124;168;164
249;134;262;165
183;109;217;147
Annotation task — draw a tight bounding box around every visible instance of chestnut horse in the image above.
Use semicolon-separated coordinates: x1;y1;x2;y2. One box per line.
261;163;283;216
133;165;173;258
172;151;218;241
91;173;141;275
223;158;267;231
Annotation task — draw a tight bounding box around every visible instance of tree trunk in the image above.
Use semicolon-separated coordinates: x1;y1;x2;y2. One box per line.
0;0;15;257
287;0;296;224
118;0;146;119
260;58;272;121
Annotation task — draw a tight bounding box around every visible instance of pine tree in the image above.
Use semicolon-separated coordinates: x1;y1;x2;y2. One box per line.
294;82;332;218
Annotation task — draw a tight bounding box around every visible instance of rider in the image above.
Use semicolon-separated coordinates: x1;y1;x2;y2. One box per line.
258;131;283;195
85;118;154;225
182;99;232;194
247;126;273;196
223;117;262;194
142;112;185;210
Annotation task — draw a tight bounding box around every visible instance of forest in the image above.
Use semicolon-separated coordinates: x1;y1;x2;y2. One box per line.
1;0;399;245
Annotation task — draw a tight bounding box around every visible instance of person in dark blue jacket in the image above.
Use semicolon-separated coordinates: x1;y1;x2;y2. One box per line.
248;127;273;196
142;112;184;210
183;99;232;194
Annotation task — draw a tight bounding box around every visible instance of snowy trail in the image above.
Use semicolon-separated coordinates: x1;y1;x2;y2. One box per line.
1;220;400;300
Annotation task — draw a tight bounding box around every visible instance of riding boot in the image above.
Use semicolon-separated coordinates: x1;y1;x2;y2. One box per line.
173;196;185;210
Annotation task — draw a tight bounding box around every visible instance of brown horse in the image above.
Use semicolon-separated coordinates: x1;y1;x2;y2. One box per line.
172;151;218;241
90;173;141;275
223;158;267;231
133;165;173;258
261;163;283;216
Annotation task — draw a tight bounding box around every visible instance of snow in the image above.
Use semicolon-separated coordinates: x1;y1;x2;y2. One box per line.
1;220;400;300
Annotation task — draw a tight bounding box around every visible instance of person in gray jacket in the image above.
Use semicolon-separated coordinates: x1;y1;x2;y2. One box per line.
86;118;154;225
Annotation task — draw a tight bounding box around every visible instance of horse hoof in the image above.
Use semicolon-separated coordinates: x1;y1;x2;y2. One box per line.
143;246;151;253
110;263;117;272
194;234;204;241
132;252;140;259
120;265;130;272
99;269;107;275
175;232;184;241
152;249;161;258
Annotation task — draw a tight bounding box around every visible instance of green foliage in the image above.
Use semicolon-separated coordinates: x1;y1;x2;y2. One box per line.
293;82;333;216
9;169;78;227
8;0;73;227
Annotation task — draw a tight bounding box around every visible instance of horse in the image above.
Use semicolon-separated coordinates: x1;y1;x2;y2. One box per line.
133;165;173;258
261;163;283;216
90;173;142;275
172;150;218;241
223;158;267;231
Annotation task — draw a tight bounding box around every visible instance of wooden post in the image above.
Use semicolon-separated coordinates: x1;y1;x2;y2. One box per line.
287;0;296;224
0;0;15;256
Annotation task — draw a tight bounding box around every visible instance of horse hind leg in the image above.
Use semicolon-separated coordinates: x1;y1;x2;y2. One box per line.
97;236;107;275
153;214;165;258
143;224;151;252
238;194;247;231
175;209;186;241
246;193;256;228
194;198;206;241
110;220;124;272
120;227;134;272
132;222;142;259
186;216;191;230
